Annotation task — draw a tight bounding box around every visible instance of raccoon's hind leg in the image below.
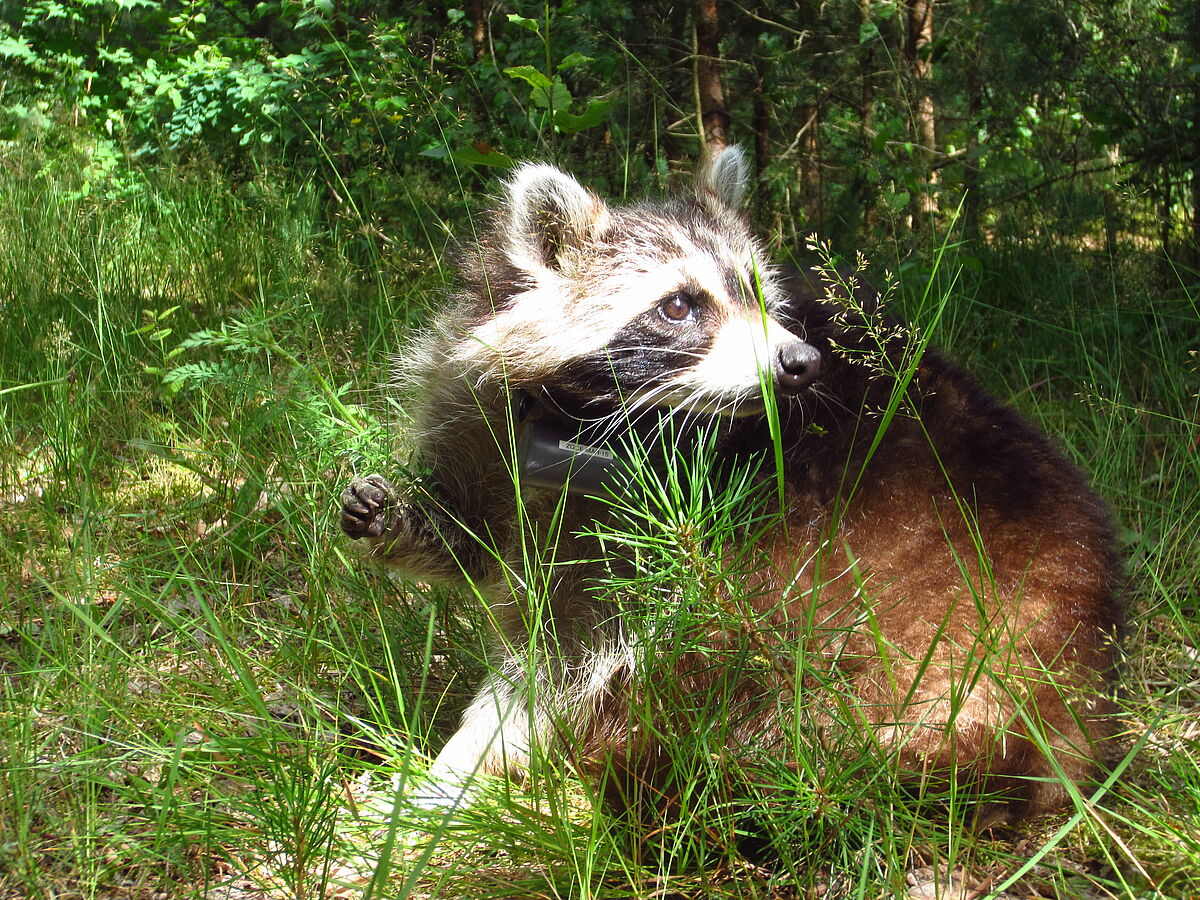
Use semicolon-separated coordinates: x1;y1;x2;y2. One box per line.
405;672;540;810
340;473;485;582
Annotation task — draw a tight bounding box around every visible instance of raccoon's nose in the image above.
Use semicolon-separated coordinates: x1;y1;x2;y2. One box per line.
776;341;821;393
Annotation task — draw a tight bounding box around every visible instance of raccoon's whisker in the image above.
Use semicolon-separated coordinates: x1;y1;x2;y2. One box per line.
604;385;680;439
672;383;725;419
808;382;853;419
604;346;708;362
676;400;711;437
617;379;679;419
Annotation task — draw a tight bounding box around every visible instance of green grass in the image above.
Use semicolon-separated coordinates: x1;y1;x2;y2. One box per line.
1;156;1198;899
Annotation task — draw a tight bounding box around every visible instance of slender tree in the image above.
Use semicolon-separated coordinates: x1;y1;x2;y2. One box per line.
794;1;823;230
858;0;879;237
1186;0;1200;264
961;0;984;243
695;0;730;150
468;0;486;60
905;0;939;227
752;55;771;178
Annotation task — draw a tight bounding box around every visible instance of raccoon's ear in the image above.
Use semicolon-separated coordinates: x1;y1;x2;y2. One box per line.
697;145;750;210
504;163;610;271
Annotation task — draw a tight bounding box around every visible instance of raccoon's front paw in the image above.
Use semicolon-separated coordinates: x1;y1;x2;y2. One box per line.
341;474;395;540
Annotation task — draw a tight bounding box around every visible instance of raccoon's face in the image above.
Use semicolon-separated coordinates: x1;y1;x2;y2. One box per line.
459;147;820;417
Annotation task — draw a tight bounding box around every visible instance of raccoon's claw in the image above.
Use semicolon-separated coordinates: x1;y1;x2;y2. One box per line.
341;474;394;539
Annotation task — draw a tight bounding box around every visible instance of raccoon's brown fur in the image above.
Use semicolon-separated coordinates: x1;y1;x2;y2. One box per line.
341;149;1122;828
581;267;1123;825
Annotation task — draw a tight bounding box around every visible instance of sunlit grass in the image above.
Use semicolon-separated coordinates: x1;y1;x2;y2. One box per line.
1;155;1198;898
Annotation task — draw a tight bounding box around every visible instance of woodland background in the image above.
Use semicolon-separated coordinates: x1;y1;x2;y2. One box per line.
6;0;1200;261
1;2;1198;898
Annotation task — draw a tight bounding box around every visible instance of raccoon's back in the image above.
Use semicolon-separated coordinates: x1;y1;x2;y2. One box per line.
583;322;1122;827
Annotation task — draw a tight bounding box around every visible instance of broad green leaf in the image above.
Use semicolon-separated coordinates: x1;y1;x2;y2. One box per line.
505;66;572;110
534;77;572;111
553;98;613;134
419;145;514;168
450;146;514;168
504;65;552;91
557;52;593;71
507;14;541;34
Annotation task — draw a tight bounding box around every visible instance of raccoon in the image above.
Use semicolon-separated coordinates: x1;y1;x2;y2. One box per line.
340;147;1122;825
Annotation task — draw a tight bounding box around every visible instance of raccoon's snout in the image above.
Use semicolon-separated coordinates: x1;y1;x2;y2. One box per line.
776;341;821;393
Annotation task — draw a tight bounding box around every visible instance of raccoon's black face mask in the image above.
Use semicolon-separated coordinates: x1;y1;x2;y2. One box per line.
455;148;820;420
541;281;819;419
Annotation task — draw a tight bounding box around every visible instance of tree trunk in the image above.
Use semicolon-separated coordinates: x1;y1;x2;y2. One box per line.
858;0;878;238
798;106;822;229
656;4;691;178
794;0;822;230
468;0;487;60
961;0;983;244
1162;167;1173;263
905;0;938;228
752;58;771;178
695;0;730;151
1188;1;1200;269
1192;162;1199;271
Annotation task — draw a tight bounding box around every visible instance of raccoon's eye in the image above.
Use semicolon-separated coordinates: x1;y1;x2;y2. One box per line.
659;291;695;322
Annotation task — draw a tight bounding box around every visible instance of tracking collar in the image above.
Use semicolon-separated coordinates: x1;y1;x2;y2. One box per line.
512;388;631;497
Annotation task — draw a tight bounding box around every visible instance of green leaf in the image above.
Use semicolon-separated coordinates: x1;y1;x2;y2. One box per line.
450;146;514;168
0;36;37;63
504;65;552;91
163;361;231;388
507;14;541;35
373;95;409;111
552;98;613;134
536;77;572;111
505;66;572;110
419;145;514;168
557;52;593;71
